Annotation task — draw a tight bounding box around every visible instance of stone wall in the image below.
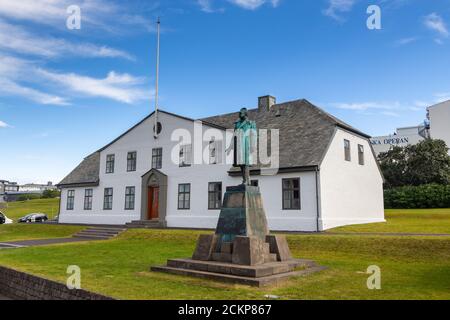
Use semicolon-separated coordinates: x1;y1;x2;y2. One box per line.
0;265;114;300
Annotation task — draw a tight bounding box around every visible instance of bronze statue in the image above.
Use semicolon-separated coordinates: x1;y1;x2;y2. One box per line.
232;108;257;185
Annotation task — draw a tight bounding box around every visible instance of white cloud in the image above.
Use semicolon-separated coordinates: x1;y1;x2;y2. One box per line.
0;55;69;105
331;94;450;117
0;78;69;105
229;0;280;10
0;0;153;34
0;55;148;105
0;19;134;60
198;0;216;13
395;37;417;46
198;0;279;12
0;120;10;128
323;0;356;21
36;69;149;104
331;101;401;111
424;13;449;38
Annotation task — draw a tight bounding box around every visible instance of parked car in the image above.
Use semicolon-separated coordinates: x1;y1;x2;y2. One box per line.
0;211;13;225
18;213;48;223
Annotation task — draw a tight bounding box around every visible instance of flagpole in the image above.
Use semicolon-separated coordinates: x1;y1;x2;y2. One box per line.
154;17;161;138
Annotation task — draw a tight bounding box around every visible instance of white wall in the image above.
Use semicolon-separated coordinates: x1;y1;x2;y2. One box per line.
429;100;450;154
168;171;319;232
319;128;385;230
59;111;319;231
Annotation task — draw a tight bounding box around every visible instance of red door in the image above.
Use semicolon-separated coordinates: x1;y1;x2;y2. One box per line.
147;187;160;220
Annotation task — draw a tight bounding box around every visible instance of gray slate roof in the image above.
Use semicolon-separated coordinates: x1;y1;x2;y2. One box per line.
57;99;371;187
202;99;370;170
58;152;100;187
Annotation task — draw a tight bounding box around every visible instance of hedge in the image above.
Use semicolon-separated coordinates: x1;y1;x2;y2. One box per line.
384;184;450;209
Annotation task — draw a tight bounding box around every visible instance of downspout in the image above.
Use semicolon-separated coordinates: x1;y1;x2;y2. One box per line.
315;167;321;232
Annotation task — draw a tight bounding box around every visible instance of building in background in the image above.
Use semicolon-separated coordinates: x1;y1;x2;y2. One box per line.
0;180;56;202
371;100;450;156
0;180;19;203
19;182;57;193
428;100;450;150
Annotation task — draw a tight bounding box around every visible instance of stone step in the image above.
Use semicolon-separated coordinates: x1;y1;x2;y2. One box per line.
72;227;125;240
166;258;311;278
73;234;111;240
85;227;126;231
74;231;119;238
151;263;327;288
79;228;122;234
80;229;121;234
125;220;162;229
127;220;160;224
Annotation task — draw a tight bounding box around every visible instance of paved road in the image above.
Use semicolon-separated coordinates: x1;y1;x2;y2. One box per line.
0;237;99;249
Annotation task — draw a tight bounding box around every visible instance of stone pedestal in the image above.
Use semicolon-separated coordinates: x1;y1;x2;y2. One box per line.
152;185;324;287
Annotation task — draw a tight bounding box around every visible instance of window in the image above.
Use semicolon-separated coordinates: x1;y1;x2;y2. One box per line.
344;139;351;162
125;186;135;210
178;184;191;210
282;178;301;210
208;182;222;210
106;154;115;173
84;189;93;210
358;144;365;165
103;188;113;210
67;190;75;210
127;152;137;172
152;148;162;169
251;180;259;187
179;144;192;167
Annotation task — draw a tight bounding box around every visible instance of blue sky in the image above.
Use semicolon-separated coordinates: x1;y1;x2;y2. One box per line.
0;0;449;184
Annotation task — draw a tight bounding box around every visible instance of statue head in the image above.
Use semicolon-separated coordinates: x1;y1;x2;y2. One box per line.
239;108;248;121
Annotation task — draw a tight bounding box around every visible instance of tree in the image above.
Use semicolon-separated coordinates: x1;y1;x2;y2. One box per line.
42;189;61;199
379;139;450;188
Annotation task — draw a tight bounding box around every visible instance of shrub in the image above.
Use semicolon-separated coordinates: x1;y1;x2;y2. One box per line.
17;194;42;201
384;184;450;209
42;189;61;199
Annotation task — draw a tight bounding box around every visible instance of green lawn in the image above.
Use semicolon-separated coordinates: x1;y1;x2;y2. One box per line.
0;199;83;242
0;229;448;300
0;224;84;242
0;199;449;299
329;208;450;234
0;198;60;220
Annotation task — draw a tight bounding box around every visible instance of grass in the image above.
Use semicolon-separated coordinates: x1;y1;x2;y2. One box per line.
0;198;60;220
329;208;450;234
0;199;449;299
0;224;84;242
0;198;83;242
0;229;449;300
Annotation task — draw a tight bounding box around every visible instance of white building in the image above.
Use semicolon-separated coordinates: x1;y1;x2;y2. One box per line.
371;100;450;156
370;125;428;155
57;97;385;232
428;100;450;151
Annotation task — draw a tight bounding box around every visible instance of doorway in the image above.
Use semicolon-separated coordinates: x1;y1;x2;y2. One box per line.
147;186;160;220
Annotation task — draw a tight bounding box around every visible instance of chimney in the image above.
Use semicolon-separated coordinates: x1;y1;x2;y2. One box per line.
258;95;276;112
